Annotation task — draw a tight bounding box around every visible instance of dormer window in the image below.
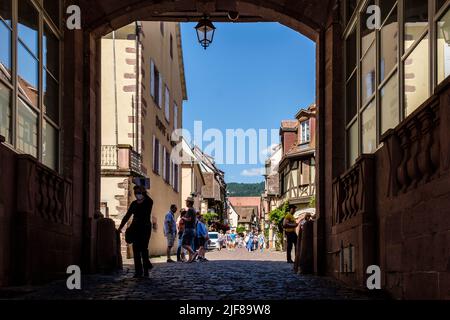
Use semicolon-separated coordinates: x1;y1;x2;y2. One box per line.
301;120;310;143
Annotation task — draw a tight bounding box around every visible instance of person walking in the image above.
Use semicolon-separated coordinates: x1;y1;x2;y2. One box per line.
246;231;254;252
218;230;225;251
118;185;153;278
283;204;299;263
182;197;198;263
176;209;186;262
196;215;209;262
258;233;265;252
253;231;259;251
230;230;237;250
164;204;177;263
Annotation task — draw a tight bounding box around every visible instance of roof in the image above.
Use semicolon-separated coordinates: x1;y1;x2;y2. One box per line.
235;207;257;223
280;120;298;131
284;144;315;158
175;23;188;101
295;103;317;120
228;197;260;210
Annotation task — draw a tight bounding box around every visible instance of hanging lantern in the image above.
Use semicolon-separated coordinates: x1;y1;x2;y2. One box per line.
195;15;216;50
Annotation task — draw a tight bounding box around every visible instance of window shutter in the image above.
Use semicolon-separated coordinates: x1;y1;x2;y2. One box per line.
159;143;162;175
152;135;156;172
165;86;170;121
162;147;166;180
174;103;178;129
158;77;163;108
150;60;155;98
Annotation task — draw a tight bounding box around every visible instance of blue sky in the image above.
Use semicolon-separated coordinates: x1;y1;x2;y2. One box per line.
180;22;316;184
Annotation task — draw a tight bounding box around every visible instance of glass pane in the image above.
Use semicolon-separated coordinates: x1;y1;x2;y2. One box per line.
348;121;359;167
44;24;59;79
18;0;39;56
44;0;60;26
437;8;450;84
381;0;396;23
437;0;447;12
361;43;376;105
0;0;11;25
346;27;357;79
17;99;38;157
362;100;376;154
346;0;357;24
43;121;58;170
346;74;357;124
404;35;430;116
381;73;399;134
361;0;376;55
18;42;39;108
404;0;429;52
0;82;12;143
44;71;59;122
380;6;398;82
0;21;11;81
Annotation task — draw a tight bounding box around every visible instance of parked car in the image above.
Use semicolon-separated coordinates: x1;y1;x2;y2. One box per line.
207;232;220;250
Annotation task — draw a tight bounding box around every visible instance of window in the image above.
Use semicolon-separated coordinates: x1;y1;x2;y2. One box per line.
150;59;162;108
404;36;430;116
173;163;179;192
153;136;160;174
0;82;11;142
162;146;167;181
170;34;173;59
165;149;170;183
174;102;178;130
0;0;61;170
301;120;310;143
165;85;170;122
343;0;449;167
381;72;399;134
437;8;450;84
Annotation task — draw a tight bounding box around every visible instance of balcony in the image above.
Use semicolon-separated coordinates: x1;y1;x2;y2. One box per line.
101;144;143;176
281;183;315;204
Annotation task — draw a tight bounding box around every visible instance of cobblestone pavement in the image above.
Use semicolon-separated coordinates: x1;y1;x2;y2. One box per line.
4;249;376;300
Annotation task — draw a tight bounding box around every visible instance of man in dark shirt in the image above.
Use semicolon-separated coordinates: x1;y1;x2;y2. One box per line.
182;197;198;263
118;185;153;278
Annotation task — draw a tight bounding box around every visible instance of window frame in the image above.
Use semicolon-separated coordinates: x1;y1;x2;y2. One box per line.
0;0;62;172
342;0;450;168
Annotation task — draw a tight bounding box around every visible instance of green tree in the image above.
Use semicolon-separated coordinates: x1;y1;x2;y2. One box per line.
203;212;218;225
236;226;246;234
309;195;316;208
268;201;289;250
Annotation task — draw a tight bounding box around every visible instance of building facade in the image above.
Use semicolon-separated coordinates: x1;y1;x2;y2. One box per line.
228;197;262;232
100;21;187;256
192;146;227;220
278;104;316;210
180;138;205;212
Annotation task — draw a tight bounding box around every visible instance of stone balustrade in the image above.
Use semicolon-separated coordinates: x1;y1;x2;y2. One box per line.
332;155;375;225
381;97;441;196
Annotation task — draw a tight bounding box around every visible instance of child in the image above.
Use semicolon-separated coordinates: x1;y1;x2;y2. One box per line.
196;215;209;262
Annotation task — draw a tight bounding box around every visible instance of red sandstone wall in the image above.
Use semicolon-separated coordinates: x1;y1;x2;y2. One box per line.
283;131;298;155
0;143;17;286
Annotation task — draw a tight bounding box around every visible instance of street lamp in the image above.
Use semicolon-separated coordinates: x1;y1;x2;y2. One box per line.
195;15;216;50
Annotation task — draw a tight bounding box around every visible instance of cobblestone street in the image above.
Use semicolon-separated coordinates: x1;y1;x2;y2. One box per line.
1;249;377;300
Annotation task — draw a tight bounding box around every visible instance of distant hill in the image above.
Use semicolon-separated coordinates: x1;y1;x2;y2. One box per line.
227;182;265;197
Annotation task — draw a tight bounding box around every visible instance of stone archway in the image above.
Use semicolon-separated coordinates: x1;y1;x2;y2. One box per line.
63;0;345;277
